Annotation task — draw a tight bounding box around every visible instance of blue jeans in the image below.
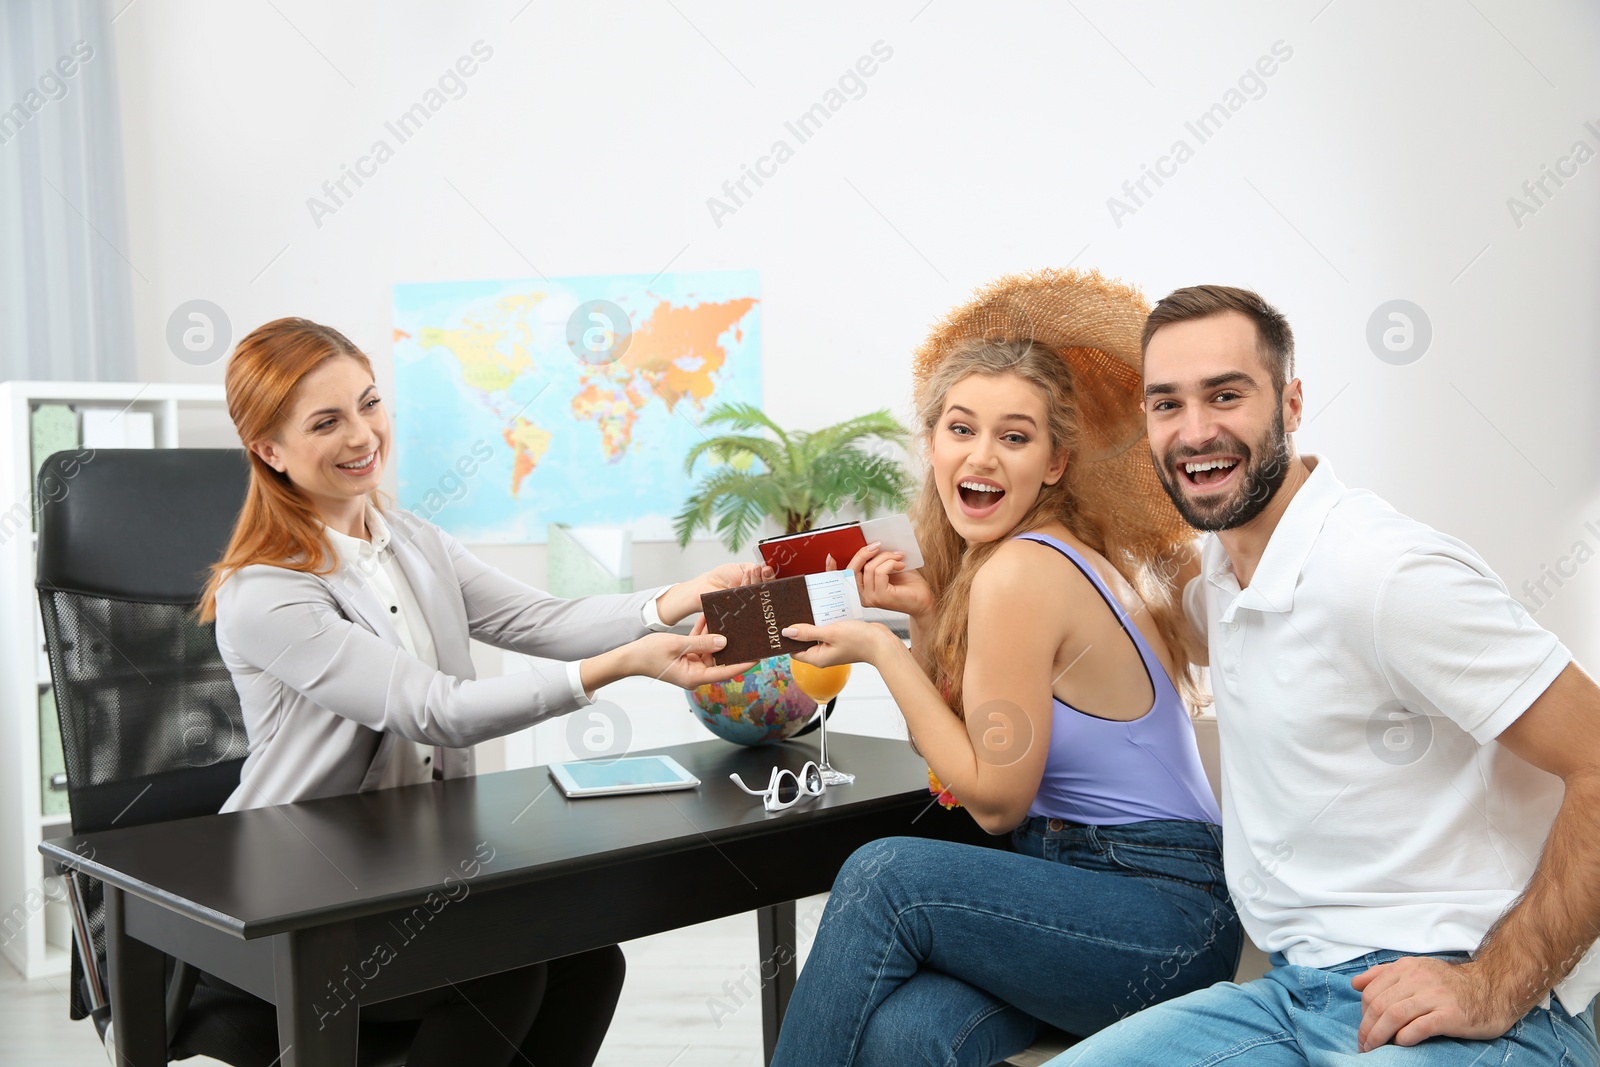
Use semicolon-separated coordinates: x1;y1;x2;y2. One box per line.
770;818;1241;1067
1050;949;1600;1065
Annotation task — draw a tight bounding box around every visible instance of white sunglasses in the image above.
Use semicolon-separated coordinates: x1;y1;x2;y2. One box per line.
730;761;825;812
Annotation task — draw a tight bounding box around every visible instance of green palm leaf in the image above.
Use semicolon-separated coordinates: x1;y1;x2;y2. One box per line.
805;411;910;457
809;452;913;515
699;403;792;446
681;433;785;475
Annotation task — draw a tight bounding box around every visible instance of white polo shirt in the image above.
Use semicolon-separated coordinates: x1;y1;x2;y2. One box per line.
1184;456;1594;1011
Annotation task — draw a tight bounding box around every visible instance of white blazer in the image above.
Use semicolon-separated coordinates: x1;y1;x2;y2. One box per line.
214;508;656;812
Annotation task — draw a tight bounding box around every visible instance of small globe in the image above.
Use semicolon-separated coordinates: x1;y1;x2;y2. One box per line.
687;656;819;746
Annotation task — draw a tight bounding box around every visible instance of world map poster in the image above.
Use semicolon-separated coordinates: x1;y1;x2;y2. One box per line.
392;270;761;542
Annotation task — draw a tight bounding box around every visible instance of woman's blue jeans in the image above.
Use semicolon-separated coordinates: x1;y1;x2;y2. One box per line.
770;817;1242;1067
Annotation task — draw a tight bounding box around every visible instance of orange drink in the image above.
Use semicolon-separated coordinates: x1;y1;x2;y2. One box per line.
790;659;852;703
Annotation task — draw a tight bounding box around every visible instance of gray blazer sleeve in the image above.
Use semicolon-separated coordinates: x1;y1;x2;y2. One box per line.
435;524;659;659
217;563;622;749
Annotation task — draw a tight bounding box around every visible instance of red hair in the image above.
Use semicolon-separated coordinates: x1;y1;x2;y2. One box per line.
197;317;382;623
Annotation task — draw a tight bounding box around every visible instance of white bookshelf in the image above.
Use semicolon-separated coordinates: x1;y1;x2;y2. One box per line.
0;381;227;980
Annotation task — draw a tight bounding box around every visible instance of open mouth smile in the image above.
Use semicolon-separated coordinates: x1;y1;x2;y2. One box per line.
335;451;378;476
1179;456;1241;492
956;477;1006;518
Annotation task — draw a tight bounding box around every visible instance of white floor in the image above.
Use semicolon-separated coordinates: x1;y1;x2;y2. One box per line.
0;895;828;1067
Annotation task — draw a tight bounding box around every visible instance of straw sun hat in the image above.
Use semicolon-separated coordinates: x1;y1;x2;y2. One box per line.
910;268;1192;557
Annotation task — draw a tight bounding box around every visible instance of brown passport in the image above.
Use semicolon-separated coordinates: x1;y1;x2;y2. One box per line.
700;575;820;666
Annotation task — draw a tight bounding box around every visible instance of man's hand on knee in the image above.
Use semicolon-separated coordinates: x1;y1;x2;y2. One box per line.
1350;957;1516;1052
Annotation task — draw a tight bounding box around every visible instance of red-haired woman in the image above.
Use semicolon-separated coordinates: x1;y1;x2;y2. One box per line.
197;317;758;1067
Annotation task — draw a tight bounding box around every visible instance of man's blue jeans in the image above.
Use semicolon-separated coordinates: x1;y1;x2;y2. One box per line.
770;818;1241;1067
1050;949;1599;1065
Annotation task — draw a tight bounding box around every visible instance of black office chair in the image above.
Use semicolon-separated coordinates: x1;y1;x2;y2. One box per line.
36;448;413;1066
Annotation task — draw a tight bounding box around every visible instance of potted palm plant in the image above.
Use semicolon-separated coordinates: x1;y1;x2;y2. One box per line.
673;402;913;549
674;402;914;747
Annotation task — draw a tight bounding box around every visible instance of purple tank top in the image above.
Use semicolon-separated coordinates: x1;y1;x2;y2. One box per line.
1015;534;1221;826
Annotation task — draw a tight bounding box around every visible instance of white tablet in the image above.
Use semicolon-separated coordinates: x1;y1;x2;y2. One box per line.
548;754;702;798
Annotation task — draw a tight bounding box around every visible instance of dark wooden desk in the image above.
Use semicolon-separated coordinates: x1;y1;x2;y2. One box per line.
41;733;989;1066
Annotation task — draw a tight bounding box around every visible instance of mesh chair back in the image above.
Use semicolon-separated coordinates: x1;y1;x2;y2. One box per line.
36;449;252;835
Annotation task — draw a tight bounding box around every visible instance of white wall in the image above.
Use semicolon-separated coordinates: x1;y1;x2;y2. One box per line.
110;1;1600;668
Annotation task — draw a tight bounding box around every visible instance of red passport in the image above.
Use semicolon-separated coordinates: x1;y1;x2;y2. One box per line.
758;514;924;578
758;523;868;579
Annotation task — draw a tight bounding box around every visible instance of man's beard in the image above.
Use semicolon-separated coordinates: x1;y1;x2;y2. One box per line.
1154;410;1291;532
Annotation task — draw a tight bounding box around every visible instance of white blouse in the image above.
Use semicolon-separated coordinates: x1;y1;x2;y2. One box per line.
324;504;440;788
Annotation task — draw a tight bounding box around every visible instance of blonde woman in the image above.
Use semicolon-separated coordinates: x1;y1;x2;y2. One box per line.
198;317;756;1067
770;272;1240;1066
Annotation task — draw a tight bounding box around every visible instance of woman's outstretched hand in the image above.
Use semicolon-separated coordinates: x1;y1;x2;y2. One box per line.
654;561;775;626
784;620;897;669
633;617;754;689
831;543;933;627
701;561;773;592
